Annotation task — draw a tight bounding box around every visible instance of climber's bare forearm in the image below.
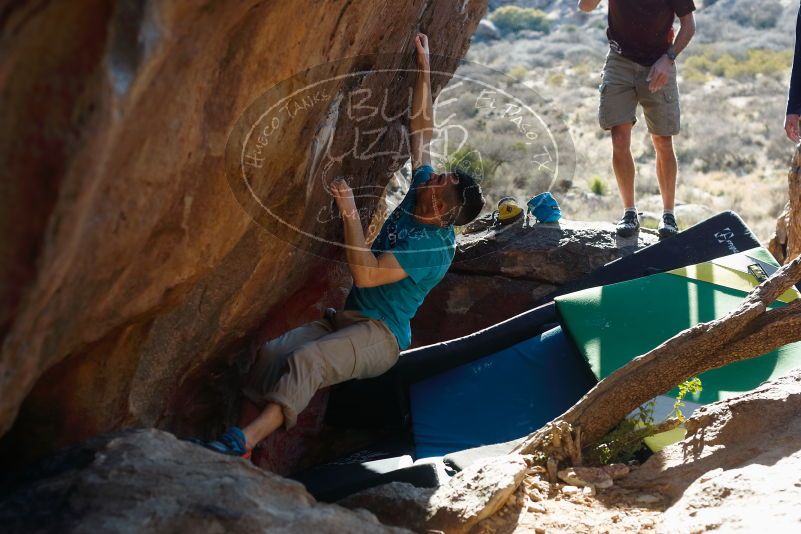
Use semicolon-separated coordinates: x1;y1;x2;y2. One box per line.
341;213;377;274
411;65;433;135
410;32;433;169
341;214;406;288
410;65;433;169
331;178;405;287
671;13;696;56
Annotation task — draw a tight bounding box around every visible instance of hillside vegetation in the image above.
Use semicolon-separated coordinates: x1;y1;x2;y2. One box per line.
459;0;797;240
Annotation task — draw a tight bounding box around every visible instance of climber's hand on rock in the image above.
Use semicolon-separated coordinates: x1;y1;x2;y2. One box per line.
786;114;801;143
331;178;358;219
415;33;430;68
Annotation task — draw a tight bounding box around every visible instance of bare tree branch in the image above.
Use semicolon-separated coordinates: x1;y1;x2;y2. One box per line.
769;145;801;263
514;253;801;463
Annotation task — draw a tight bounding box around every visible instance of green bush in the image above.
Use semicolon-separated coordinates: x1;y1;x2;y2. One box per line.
589;377;703;465
490;6;550;35
589;176;608;196
684;47;792;81
441;145;502;180
506;65;528;81
546;71;566;87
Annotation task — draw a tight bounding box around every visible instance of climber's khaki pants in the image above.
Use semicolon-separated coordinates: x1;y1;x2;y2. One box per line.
241;310;399;429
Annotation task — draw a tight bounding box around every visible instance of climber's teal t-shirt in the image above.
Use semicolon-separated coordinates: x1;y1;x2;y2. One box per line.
345;165;455;350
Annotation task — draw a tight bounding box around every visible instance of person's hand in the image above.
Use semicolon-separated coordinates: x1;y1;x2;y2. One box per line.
647;55;673;93
415;33;430;68
786;114;801;143
330;177;358;219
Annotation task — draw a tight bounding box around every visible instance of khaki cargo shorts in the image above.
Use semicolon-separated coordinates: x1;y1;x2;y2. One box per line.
598;49;681;136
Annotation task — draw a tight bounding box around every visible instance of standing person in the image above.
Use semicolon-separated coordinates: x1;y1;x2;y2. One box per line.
786;3;801;143
579;0;696;238
197;33;485;457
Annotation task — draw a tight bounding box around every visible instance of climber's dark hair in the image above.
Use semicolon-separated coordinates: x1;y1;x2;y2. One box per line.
451;169;485;226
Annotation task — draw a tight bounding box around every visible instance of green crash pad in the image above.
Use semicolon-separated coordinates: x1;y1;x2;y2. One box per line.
556;247;801;450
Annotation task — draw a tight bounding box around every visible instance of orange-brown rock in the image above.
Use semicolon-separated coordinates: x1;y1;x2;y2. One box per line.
0;0;487;463
622;368;801;532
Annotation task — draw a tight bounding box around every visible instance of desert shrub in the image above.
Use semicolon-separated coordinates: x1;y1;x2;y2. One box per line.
590;378;703;465
506;64;528;81
588;175;608;195
697;0;786;33
684;47;792;81
729;1;783;29
681;67;711;85
693;147;758;175
441;144;503;181
571;61;596;78
490;6;550;35
546;71;566;86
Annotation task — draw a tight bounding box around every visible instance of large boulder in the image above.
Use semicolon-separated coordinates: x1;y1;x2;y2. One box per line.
473;20;501;41
411;218;658;346
340;454;528;533
0;429;409;534
0;1;487;463
622;368;801;532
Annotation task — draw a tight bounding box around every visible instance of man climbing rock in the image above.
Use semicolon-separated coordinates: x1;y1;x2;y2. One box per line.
578;0;696;238
200;33;485;457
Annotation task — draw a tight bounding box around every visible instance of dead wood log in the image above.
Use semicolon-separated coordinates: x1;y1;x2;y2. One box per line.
770;145;801;264
514;253;801;467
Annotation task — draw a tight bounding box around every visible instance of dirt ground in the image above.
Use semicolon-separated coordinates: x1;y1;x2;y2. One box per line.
472;466;668;534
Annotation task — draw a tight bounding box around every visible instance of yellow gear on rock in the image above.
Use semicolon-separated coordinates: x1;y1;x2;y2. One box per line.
497;196;523;224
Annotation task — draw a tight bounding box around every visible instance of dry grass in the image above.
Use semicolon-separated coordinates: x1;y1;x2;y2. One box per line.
453;0;797;242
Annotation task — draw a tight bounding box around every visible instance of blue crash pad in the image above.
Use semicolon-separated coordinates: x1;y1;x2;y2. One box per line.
409;326;597;458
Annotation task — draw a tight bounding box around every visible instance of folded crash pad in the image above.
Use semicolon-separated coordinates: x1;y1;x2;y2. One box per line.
291;455;442;502
325;301;560;430
548;211;762;300
556;247;801;449
442;437;524;473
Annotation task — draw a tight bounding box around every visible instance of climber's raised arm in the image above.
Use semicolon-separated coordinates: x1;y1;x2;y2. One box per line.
410;33;433;170
577;0;601;13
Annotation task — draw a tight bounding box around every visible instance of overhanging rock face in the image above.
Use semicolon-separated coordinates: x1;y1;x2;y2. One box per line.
0;0;487;462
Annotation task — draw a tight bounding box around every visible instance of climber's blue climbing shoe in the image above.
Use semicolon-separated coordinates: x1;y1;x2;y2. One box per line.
201;426;251;458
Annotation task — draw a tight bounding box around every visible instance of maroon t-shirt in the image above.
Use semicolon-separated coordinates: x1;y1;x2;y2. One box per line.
607;0;696;66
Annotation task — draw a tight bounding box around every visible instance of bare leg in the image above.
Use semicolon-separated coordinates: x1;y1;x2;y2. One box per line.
611;123;636;209
651;134;677;211
241;402;285;450
238;398;261;430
